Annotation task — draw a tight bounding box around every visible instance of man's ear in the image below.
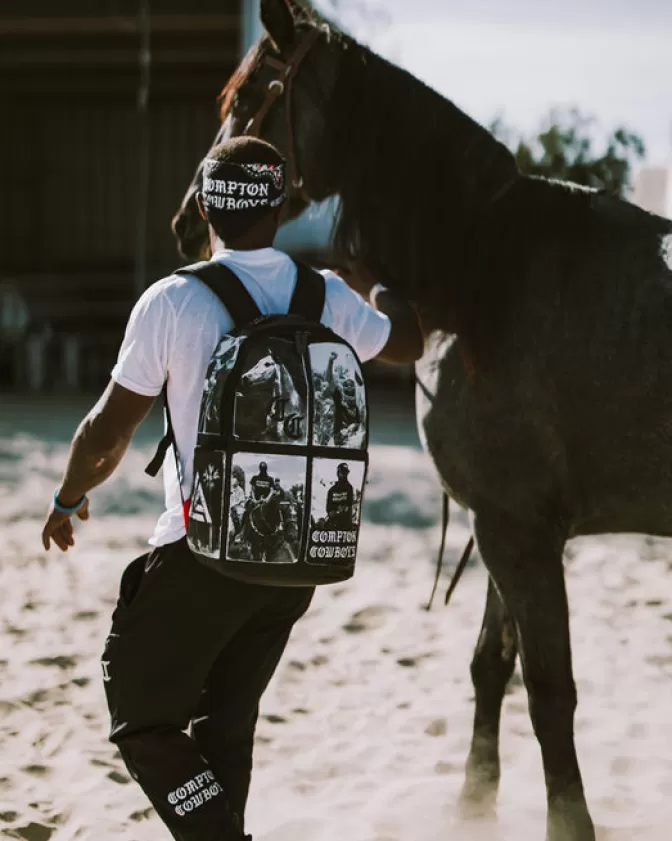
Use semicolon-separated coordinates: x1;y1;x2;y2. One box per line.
260;0;297;56
196;192;208;222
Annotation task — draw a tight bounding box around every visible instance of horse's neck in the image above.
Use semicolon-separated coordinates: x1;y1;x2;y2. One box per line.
326;38;518;313
337;42;516;208
274;365;297;403
260;492;279;519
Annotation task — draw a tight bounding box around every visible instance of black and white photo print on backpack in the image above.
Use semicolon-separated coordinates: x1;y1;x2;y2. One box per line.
307;459;366;566
199;336;244;435
144;258;369;587
310;344;367;449
233;340;308;445
189;450;225;560
225;452;306;564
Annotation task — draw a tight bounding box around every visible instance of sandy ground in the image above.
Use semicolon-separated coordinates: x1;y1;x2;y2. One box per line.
1;390;672;841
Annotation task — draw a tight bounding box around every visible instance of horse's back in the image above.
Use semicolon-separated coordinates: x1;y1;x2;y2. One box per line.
417;181;672;534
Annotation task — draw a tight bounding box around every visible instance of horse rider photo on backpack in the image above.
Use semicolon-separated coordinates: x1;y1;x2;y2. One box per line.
307;459;366;565
226;452;305;564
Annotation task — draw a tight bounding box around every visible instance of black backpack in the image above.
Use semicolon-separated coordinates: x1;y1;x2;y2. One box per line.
146;259;369;587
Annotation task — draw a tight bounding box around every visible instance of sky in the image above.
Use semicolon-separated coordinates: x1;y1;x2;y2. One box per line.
314;0;672;165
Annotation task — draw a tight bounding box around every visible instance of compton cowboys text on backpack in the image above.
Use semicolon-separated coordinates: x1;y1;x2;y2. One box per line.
146;260;369;587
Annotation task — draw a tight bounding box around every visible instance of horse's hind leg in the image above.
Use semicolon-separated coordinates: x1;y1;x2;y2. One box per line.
459;576;517;817
473;509;595;841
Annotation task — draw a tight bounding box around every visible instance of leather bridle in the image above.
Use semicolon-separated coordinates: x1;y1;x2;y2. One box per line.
243;28;321;204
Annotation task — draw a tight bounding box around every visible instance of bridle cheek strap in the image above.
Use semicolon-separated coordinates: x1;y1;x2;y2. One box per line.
244;28;321;205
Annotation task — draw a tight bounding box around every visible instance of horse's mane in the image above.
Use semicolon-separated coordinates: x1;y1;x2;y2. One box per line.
325;37;518;293
318;32;616;366
218;41;262;119
218;2;319;121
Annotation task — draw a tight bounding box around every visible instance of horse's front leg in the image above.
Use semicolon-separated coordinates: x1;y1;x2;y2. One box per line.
473;508;595;841
459;575;517;817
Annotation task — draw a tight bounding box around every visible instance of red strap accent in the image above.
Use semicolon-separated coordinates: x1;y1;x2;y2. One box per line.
183;498;191;528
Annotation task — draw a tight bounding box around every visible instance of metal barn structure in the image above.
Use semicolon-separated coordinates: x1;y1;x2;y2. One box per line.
0;1;243;389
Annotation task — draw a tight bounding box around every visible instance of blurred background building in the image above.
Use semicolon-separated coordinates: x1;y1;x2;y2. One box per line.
1;0;670;392
0;1;248;390
0;0;341;393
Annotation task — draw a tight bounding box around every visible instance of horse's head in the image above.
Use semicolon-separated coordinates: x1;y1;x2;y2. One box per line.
241;353;278;389
173;0;519;352
172;0;343;261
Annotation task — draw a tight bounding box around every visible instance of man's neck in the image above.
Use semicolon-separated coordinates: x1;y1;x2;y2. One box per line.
211;233;275;253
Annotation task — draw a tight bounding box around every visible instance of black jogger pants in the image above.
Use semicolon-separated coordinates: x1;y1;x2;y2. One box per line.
102;538;314;841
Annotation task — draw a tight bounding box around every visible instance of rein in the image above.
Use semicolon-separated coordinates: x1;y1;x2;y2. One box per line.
425;491;475;611
244;28;321;204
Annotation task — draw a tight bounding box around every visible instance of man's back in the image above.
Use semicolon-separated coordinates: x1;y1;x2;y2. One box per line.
328;480;354;510
112;247;390;548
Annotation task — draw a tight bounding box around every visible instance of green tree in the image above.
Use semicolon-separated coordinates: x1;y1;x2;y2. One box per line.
491;108;646;196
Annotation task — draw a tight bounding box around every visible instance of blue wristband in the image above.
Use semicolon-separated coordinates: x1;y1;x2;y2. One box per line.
53;489;87;514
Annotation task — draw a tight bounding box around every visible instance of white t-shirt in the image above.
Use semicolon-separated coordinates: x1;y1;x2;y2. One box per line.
111;247;391;547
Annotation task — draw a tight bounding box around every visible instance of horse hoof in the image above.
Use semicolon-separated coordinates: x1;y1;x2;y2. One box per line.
546;798;596;841
457;779;498;821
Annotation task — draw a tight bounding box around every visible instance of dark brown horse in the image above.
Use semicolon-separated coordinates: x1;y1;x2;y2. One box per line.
237;488;297;564
172;2;672;839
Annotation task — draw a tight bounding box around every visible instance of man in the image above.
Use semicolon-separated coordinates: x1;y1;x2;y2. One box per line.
240;462;276;559
271;477;287;500
332;377;360;447
326;463;356;529
229;468;246;537
249;462;274;501
41;136;423;841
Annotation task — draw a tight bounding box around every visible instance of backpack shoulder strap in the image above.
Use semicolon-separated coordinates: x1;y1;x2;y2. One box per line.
289;260;326;322
145;383;176;478
146;261;260;480
175;260;262;326
146;260;325;481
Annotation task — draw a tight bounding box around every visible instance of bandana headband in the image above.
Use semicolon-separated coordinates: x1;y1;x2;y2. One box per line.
202;159;286;212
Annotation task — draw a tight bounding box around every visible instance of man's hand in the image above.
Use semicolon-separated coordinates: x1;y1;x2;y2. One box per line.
371;286;425;364
42;496;90;552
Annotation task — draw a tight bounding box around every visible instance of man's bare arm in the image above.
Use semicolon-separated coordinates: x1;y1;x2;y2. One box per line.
42;381;156;551
58;381;155;503
334;263;424;365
